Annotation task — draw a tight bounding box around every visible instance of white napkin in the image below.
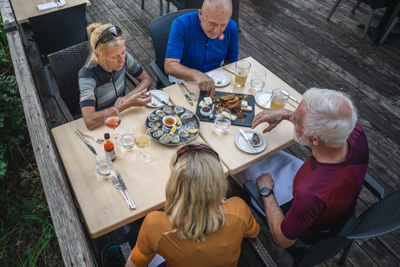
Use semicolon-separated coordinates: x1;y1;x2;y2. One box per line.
37;0;67;12
233;151;304;206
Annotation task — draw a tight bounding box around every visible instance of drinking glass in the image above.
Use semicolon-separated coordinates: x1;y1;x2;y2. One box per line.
250;69;266;91
135;128;152;164
119;123;135;150
235;60;251;87
95;151;113;177
104;107;121;140
270;89;289;110
214;108;231;132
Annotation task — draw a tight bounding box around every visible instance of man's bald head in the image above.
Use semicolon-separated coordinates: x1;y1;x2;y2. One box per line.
199;0;233;39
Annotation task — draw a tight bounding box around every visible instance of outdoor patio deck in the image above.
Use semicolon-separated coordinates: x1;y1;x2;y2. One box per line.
22;0;400;266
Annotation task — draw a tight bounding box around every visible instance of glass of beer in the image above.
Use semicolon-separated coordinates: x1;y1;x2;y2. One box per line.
235;60;251;87
135;127;152;164
270;89;289;110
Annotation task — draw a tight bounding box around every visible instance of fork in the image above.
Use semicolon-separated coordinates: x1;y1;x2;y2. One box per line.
81;133;104;143
111;176;134;209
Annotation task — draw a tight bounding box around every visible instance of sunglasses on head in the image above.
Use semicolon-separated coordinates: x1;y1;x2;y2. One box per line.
174;144;219;165
95;26;123;49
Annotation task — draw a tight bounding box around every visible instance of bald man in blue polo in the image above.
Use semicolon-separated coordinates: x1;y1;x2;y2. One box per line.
165;0;239;96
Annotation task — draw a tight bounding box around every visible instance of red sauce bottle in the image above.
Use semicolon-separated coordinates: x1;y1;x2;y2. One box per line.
104;133;116;161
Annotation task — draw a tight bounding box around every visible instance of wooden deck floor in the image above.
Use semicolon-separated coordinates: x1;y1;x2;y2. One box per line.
26;0;400;266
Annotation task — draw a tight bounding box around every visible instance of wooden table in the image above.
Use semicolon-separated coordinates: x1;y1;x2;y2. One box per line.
10;0;90;24
164;57;303;175
51;104;225;238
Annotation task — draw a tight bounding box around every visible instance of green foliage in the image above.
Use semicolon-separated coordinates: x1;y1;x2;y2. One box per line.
0;74;26;180
0;13;13;75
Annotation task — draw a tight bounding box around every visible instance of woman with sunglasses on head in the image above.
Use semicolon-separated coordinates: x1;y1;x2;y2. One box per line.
79;23;152;129
126;144;259;267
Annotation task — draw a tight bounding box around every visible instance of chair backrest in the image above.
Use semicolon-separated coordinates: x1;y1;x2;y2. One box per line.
29;3;87;58
148;9;197;75
47;41;90;118
345;190;400;239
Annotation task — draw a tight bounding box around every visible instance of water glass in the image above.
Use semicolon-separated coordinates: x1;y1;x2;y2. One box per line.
250;69;266;91
95;151;113;177
119;124;135;150
214;108;231;132
270;89;289;110
234;60;251;87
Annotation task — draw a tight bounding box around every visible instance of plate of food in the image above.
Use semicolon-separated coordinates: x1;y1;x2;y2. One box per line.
235;129;267;154
145;105;200;145
147;90;169;108
207;71;231;87
196;91;255;127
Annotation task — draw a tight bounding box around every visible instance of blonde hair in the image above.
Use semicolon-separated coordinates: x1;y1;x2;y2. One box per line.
85;22;126;68
165;144;227;242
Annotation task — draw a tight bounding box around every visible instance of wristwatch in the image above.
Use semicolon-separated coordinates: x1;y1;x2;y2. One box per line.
260;187;274;197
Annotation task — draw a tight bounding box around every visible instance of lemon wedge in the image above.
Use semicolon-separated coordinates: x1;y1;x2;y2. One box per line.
169;125;176;135
175;115;181;126
187;129;198;134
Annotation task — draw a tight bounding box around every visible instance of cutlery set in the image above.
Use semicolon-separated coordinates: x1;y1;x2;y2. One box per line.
76;129;136;210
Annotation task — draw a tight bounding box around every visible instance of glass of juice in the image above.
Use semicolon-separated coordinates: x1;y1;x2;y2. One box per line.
270;89;289;110
235;60;251;87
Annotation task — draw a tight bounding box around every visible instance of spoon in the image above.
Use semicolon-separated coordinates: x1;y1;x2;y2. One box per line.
251;133;262;147
209;104;215;120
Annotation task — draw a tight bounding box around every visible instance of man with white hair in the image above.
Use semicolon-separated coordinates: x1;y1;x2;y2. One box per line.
251;88;369;248
164;0;238;96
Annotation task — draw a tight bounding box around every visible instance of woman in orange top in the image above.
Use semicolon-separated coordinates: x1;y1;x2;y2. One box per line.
126;144;259;267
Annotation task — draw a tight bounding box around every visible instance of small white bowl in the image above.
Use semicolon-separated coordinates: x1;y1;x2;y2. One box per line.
162;115;177;128
200;106;212;117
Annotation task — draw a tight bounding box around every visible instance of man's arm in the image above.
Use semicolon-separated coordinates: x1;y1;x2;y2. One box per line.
252;109;293;133
256;173;297;248
165;58;215;96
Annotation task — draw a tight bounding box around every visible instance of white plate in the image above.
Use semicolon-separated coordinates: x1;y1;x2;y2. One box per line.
147;90;169;108
207;71;231;87
255;91;272;109
235;130;267;154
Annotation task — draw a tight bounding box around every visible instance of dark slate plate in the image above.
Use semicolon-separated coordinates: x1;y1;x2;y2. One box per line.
195;91;255;128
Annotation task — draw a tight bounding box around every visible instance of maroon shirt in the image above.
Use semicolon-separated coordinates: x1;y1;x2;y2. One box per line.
281;123;369;243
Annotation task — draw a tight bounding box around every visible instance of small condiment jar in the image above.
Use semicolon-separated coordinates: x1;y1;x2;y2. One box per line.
104;133;116;161
200;106;212;117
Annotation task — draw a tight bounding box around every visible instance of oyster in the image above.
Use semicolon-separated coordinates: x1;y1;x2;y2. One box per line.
170;134;180;144
163;105;173;114
152;129;163;138
174;105;184;114
148;114;160;121
159;134;171;144
148;126;159;133
148;121;161;128
181;113;194;120
179;130;190;138
156;110;166;118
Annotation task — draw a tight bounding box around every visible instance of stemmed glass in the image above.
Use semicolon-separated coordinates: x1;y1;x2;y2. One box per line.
135;127;152;164
104;107;121;141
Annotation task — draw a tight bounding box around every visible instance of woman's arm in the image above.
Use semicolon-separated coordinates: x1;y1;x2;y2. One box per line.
82;88;151;130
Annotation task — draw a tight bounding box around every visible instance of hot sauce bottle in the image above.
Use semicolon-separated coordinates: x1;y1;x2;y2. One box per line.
104;133;116;161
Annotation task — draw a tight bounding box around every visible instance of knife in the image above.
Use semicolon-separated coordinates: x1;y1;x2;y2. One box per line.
177;83;193;106
76;129;97;155
222;66;236;75
152;93;169;106
117;172;136;210
239;129;257;153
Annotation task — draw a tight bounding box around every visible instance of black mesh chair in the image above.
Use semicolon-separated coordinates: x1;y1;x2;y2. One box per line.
148;9;196;88
379;9;400;44
28;3;88;95
326;0;389;39
242;173;400;267
47;41;90;122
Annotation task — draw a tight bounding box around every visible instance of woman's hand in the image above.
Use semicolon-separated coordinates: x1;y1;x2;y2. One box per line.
128;89;152;106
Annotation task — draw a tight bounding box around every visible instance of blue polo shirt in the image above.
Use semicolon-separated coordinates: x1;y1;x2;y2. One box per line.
166;11;239;73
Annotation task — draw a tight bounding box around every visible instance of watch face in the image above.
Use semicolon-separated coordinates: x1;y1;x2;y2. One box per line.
260;188;273;197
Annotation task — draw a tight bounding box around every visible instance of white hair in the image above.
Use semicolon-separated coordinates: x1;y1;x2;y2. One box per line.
302;88;358;147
